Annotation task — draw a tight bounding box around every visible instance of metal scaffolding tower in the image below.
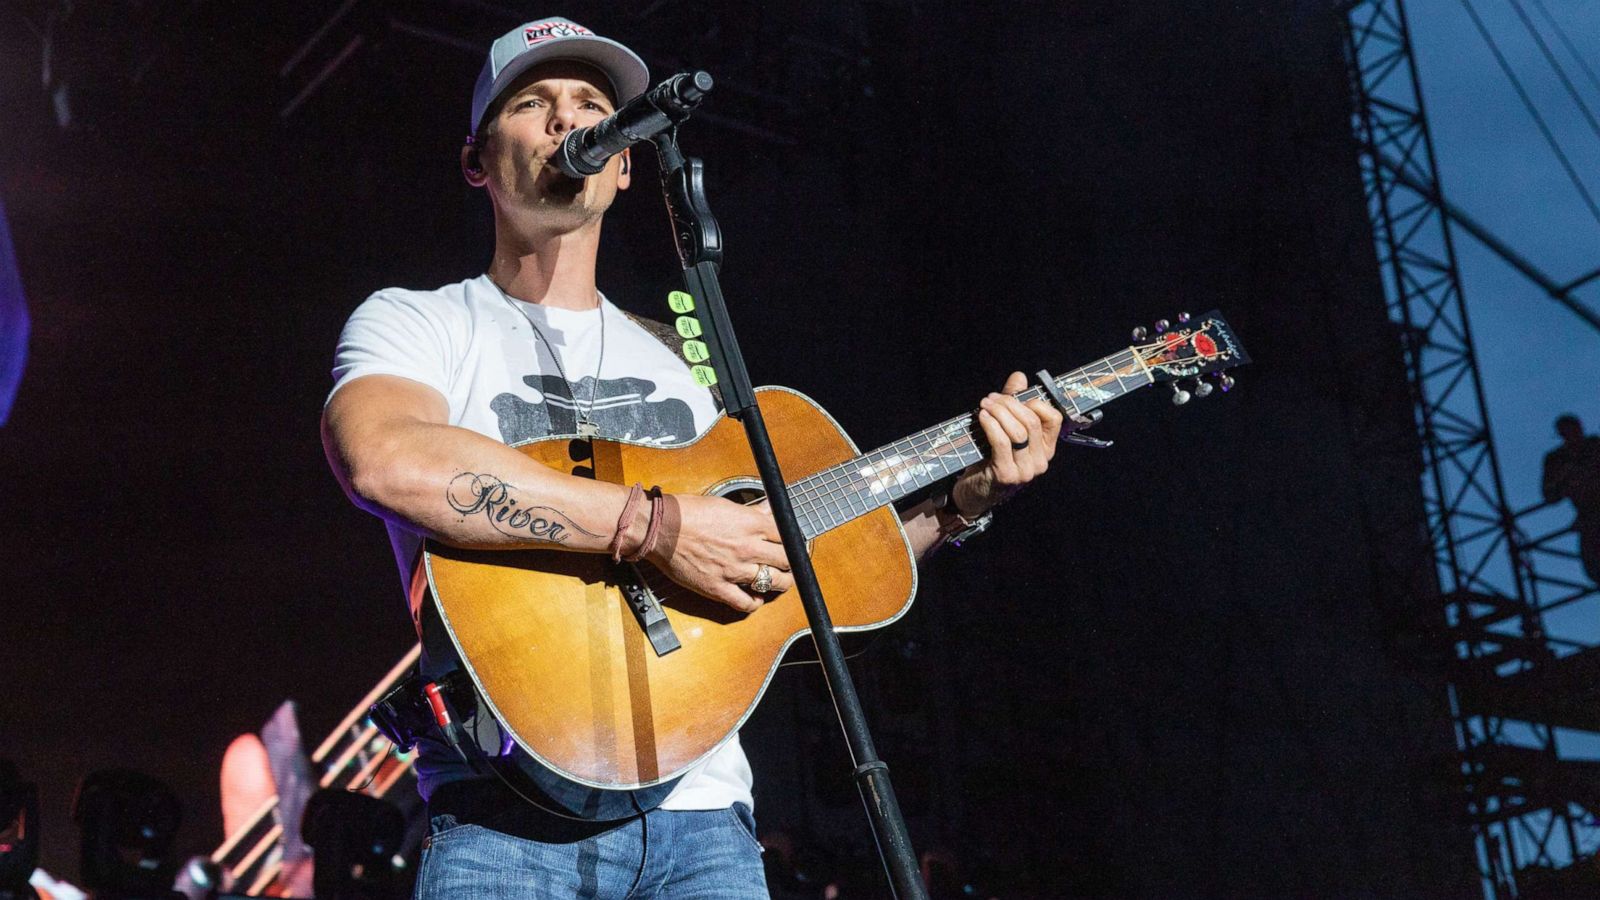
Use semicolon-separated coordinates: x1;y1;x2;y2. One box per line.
1342;0;1600;895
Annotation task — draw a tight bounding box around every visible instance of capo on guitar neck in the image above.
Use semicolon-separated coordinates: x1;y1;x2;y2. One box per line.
1036;369;1113;449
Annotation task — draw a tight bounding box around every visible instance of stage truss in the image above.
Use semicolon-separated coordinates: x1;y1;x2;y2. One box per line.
1342;0;1600;895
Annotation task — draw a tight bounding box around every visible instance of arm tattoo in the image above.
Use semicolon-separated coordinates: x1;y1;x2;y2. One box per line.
446;473;602;544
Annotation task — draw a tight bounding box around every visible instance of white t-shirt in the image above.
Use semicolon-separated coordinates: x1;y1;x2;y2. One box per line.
327;274;752;812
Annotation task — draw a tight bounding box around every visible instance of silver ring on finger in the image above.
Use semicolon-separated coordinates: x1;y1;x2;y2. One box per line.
751;564;774;594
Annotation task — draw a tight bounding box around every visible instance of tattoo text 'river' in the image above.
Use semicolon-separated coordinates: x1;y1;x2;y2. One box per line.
446;473;600;544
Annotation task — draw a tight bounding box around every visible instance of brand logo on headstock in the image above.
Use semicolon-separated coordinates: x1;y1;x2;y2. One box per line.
1142;317;1245;380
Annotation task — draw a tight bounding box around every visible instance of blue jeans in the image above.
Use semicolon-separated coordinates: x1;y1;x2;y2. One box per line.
414;797;768;899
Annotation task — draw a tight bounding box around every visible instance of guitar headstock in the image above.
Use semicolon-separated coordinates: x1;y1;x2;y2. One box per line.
1130;311;1250;404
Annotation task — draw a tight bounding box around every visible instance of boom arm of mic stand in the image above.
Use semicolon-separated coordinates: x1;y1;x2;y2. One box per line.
649;131;929;900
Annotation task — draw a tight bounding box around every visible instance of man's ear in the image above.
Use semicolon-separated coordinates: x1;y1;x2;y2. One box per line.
461;140;488;188
617;147;632;190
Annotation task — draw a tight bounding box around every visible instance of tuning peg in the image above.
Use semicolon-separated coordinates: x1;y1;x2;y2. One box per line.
1154;319;1170;334
1177;311;1191;324
1171;384;1191;405
1131;325;1148;341
1193;378;1214;398
1217;373;1235;392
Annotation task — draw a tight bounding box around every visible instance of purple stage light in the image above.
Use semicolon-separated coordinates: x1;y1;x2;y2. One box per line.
0;196;28;427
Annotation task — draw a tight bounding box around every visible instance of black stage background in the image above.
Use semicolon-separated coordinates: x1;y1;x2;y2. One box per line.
1;2;1477;896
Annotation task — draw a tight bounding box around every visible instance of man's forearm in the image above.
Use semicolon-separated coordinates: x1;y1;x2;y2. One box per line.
326;416;637;553
369;421;950;560
900;499;946;560
364;422;946;559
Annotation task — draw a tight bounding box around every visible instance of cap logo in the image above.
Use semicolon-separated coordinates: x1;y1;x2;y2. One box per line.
524;21;592;47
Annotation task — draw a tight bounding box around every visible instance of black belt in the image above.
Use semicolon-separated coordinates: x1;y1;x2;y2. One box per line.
426;775;645;844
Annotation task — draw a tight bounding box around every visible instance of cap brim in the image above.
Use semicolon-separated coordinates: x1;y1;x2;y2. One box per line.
478;36;649;133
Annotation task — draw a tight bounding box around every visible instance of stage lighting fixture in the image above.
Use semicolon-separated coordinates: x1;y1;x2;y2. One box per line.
0;196;29;427
172;855;222;900
301;790;406;900
0;760;40;899
71;768;182;898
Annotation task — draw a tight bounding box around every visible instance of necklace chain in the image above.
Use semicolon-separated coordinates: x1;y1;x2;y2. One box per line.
491;278;607;431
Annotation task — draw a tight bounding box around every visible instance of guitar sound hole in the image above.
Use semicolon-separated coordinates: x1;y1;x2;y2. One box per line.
707;476;766;507
720;486;766;506
707;477;813;555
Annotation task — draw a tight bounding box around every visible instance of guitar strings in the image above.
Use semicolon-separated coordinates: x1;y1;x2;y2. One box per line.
638;342;1189;586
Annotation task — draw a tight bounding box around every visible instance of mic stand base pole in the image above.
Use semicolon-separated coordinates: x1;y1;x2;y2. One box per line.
655;131;928;900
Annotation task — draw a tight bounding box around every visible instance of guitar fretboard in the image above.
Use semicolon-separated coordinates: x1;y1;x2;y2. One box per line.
787;347;1154;538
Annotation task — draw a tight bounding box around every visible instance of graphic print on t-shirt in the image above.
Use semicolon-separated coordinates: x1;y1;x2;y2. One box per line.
491;373;696;445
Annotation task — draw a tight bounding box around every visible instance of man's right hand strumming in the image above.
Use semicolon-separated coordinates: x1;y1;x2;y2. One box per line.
627;493;795;613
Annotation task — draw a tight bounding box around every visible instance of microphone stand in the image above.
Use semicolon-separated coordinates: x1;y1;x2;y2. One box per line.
651;129;929;900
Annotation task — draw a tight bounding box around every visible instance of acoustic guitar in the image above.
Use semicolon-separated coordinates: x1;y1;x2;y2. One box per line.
424;311;1248;794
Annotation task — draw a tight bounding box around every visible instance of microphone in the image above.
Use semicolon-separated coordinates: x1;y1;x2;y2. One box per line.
554;71;714;178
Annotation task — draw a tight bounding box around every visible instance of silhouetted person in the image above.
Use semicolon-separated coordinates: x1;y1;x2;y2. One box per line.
1542;414;1600;584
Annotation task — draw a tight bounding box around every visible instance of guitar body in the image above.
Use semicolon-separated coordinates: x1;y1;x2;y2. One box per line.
424;386;919;790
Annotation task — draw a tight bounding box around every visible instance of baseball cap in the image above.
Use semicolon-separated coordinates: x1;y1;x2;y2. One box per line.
470;17;650;137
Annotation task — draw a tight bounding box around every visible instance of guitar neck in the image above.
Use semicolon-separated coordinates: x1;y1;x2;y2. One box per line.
789;347;1154;538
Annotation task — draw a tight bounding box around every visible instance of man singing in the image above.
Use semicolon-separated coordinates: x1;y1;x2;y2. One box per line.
321;17;1064;898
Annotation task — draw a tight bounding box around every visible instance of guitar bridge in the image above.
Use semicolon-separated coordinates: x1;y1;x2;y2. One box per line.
618;565;682;657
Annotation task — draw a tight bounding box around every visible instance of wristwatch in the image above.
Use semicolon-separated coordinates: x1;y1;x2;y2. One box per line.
932;490;994;548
